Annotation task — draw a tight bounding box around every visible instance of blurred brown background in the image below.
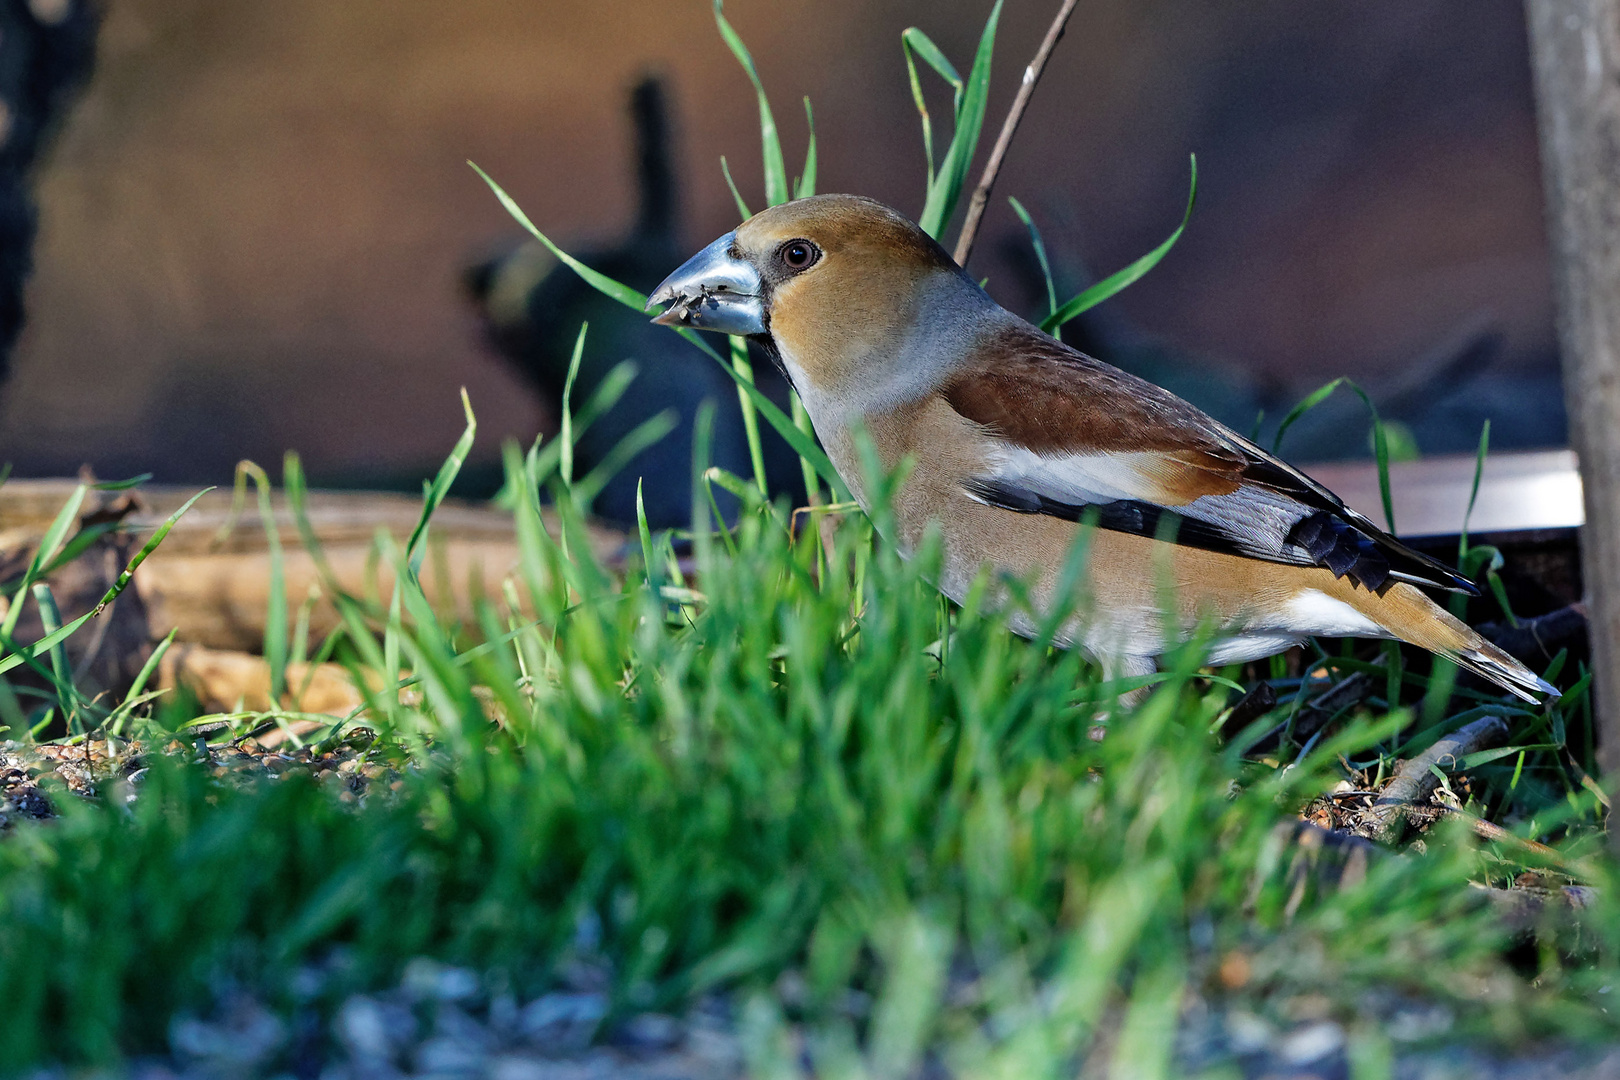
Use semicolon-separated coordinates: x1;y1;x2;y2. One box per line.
0;0;1559;487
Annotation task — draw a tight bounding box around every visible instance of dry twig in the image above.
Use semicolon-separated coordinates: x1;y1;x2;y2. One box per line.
1368;714;1509;844
952;0;1080;266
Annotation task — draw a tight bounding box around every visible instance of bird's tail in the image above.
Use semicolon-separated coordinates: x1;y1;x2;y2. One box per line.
1349;582;1559;703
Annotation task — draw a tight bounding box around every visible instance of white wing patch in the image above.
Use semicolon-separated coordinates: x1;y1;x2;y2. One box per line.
1282;589;1388;638
981;444;1315;563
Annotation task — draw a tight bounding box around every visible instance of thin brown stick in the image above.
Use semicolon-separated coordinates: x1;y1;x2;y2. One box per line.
1368;714;1508;845
952;0;1080;267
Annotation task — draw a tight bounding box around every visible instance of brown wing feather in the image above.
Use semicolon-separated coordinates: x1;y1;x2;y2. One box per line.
942;323;1478;594
942;327;1246;504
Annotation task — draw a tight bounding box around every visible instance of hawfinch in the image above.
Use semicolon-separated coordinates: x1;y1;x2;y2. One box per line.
648;194;1555;703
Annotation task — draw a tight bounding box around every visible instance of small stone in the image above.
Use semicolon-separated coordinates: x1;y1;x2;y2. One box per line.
336;995;409;1061
1224;1010;1274;1055
1387;1003;1454;1043
414;1035;486;1076
520;993;606;1051
486;1055;553;1080
168;995;285;1067
1277;1021;1345;1066
618;1012;680;1050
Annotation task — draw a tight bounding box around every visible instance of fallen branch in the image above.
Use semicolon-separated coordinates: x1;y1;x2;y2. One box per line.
952;0;1080;266
1368;714;1509;844
1248;664;1380;756
1218;680;1277;741
1478;603;1587;667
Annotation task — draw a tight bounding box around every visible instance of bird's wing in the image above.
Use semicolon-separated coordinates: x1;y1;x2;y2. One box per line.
942;326;1477;595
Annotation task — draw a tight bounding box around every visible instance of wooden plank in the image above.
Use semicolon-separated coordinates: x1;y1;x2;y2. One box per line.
1525;0;1620;788
1;481;627;653
1302;450;1583;538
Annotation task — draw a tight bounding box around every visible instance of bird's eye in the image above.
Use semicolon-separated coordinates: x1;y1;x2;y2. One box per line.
779;239;819;271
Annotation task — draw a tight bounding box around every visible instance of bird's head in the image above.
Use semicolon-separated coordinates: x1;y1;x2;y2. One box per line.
648;195;990;402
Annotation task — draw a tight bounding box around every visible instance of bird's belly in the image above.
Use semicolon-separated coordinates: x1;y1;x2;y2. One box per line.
821;403;1378;666
894;480;1383;664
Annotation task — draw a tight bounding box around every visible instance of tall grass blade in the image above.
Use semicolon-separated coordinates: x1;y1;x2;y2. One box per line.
901;27;963;185
28;583;76;729
108;628;177;737
1342;381;1396;533
1272;377;1345;455
714;0;788;207
1041;154;1197;332
730;336;770;493
721;156;753;221
470;163;847;500
0;482;87;644
560;324;587;490
406;389;477;573
636;479;658;587
0;488;211;677
791;394;820;505
917;2;1002;240
794;98;818;199
1008;196;1058;333
235;461;289;706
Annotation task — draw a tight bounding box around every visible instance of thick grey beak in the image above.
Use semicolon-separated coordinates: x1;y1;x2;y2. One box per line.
646;231;766;335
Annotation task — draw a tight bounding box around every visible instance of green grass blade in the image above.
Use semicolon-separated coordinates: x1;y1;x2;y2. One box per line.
90;473;153;492
730;335;770;494
283;452;346;599
561;323;587;490
794;98;818;199
1008;196;1058;333
236;461;288;706
917;2;1001;240
572;409;680;509
29;583;75;727
1460;419;1491;560
470;163;649;311
902;27;964;102
1042;154;1197;332
721;156;753;221
636;479;658;587
1271;377;1345;455
901;26;964;185
473;162;848;501
791;392;820;504
108;628;177;737
1341;381;1396;532
714;0;788;207
0;488;211;678
406;389;477;573
1;482;87;644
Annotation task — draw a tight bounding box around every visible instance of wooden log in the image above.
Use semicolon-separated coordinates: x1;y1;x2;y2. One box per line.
158;642;363;717
1367;715;1509;845
1;480;627;654
1525;1;1620;804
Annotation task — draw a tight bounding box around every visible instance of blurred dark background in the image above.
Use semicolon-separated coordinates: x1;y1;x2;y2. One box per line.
0;0;1562;505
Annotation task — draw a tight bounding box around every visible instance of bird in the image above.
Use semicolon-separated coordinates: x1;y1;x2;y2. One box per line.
645;193;1557;703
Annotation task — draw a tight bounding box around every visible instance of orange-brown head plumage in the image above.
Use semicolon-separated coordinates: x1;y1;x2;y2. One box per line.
735;195;974;395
